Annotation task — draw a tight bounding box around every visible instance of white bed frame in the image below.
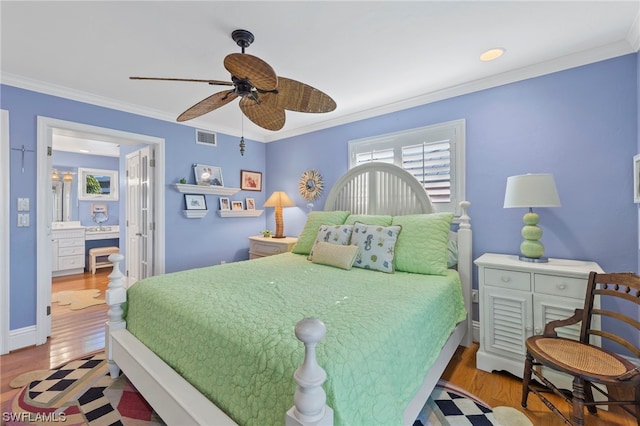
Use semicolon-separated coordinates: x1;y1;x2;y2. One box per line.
105;162;473;426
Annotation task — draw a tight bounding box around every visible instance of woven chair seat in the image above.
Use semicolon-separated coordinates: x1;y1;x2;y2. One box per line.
531;337;627;377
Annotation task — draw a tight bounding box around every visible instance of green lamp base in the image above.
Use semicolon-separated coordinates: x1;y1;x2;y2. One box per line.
519;210;548;263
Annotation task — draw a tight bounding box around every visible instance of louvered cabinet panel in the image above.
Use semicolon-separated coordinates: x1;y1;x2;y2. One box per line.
474;253;603;379
485;288;532;357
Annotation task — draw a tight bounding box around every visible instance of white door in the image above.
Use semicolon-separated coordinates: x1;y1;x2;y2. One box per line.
126;146;154;285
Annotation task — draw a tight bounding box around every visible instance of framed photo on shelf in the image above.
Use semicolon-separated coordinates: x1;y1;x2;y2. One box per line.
231;200;244;210
246;198;256;210
240;170;262;191
634;154;640;203
219;197;230;210
184;194;207;210
194;164;224;186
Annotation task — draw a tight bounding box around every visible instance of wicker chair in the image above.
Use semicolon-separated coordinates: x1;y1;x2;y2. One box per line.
521;271;640;425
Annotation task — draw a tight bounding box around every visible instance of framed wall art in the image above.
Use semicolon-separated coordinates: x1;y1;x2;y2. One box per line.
219;197;230;210
231;200;244;210
246;198;256;210
241;170;262;191
184;194;207;210
194;164;223;186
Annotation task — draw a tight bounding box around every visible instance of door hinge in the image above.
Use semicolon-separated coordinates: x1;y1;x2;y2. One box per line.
150;159;156;167
150;222;155;231
47;146;52;156
46;305;51;316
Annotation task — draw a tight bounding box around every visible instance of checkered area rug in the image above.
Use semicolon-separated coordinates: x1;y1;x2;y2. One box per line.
415;380;499;426
6;353;530;425
5;353;164;425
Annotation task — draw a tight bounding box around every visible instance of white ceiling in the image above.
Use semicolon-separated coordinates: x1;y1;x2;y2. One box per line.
2;1;639;145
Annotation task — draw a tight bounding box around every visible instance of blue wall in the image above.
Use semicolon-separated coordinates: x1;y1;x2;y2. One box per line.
3;53;638;345
268;55;638;275
2;85;267;329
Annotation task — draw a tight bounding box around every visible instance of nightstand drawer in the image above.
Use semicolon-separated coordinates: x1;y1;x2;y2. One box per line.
252;241;287;255
484;268;531;291
534;274;587;299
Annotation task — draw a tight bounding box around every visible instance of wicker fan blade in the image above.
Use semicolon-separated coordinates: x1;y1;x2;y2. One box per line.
177;90;238;122
130;76;234;86
264;77;336;113
239;96;285;131
224;53;277;91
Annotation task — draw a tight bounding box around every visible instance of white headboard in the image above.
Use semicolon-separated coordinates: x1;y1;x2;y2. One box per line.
324;162;434;215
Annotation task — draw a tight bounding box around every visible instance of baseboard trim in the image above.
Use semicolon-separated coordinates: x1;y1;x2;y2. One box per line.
9;325;36;351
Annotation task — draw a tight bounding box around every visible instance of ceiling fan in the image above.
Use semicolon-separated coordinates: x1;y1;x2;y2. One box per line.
130;29;336;131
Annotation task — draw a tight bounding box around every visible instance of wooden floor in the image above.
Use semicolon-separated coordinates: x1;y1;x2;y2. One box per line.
1;271;636;425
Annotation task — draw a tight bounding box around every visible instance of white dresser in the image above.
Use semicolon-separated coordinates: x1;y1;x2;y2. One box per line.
52;225;86;277
474;253;603;384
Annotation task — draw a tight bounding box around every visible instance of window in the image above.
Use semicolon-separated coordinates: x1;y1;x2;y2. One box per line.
349;119;465;215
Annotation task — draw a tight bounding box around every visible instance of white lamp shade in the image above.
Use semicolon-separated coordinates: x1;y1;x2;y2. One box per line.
504;174;561;208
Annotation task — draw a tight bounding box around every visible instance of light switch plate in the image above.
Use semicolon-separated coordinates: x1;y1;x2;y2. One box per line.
17;197;30;211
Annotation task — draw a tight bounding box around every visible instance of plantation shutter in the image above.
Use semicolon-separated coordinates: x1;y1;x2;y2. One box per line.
402;140;451;204
348;119;465;214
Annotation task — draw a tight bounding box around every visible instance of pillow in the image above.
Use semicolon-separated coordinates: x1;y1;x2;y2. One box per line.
344;214;393;226
392;213;454;276
308;224;353;260
311;241;360;270
350;222;402;273
447;236;458;269
291;211;351;255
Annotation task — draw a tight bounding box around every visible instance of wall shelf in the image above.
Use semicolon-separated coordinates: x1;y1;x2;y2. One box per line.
174;183;240;196
183;210;208;219
217;209;264;218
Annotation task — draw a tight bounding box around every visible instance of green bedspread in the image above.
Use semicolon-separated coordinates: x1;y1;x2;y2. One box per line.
125;252;466;426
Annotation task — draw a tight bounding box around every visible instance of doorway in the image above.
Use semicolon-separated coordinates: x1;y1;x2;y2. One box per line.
35;117;166;344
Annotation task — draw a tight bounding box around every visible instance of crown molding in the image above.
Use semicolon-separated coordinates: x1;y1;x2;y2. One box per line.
263;40;637;142
2;38;637;144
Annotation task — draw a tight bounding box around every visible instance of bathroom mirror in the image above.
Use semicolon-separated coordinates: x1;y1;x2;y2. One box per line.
78;167;119;201
52;167;78;222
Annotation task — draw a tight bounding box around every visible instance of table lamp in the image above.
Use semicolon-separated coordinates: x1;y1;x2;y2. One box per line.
264;191;295;238
503;174;561;262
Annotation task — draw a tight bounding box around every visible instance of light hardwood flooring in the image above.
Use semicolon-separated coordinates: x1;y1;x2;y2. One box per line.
1;271;636;425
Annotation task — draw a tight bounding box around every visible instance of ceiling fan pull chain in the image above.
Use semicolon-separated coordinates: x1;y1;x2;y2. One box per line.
239;114;246;156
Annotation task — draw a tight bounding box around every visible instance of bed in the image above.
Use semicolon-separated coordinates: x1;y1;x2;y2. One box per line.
105;162;473;425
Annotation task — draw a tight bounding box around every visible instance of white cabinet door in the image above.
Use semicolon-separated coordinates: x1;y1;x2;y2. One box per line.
483;286;532;359
51;239;59;272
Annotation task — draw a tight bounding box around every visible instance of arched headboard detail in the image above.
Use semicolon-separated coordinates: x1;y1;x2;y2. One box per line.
324;162;434;215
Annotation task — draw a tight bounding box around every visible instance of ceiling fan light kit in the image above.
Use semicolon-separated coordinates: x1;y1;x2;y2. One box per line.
130;28;336;146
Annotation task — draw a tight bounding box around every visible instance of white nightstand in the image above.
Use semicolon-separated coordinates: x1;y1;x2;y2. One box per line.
474;253;603;384
248;236;298;259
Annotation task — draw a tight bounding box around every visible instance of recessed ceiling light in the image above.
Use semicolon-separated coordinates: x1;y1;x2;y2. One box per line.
78;149;90;153
480;48;505;62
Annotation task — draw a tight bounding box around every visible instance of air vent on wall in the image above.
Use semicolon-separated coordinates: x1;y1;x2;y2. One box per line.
195;129;217;147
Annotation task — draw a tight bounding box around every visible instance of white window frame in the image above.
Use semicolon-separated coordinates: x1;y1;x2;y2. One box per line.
348;119;465;216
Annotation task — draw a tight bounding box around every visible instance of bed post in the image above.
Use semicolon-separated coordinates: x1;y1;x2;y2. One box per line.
105;253;127;378
286;318;333;426
457;201;473;347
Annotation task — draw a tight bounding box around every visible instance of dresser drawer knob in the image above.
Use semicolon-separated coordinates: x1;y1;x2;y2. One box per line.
501;275;511;283
557;283;567;290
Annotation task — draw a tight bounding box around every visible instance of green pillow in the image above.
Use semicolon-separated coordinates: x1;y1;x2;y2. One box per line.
291;211;351;255
392;213;454;276
311;241;360;270
344;214;393;226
